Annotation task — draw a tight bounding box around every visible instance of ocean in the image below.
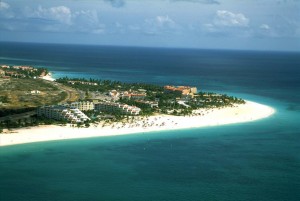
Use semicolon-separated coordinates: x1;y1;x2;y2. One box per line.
0;42;299;201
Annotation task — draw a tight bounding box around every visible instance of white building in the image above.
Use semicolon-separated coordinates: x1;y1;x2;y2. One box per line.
31;90;41;94
68;101;94;111
121;91;146;100
37;106;90;123
95;101;141;115
109;90;120;100
0;69;5;76
136;100;159;108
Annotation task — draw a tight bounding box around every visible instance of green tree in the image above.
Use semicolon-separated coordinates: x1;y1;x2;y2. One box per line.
85;122;90;128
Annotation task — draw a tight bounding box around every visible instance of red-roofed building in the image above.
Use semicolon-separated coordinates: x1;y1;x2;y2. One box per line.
164;85;197;95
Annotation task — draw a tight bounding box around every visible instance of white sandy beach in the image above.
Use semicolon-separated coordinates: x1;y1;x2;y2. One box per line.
41;73;55;81
0;101;275;146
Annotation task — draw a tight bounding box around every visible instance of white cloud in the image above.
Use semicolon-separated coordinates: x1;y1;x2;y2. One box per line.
0;2;14;19
114;16;179;35
73;10;100;29
143;15;180;35
26;5;72;25
156;16;176;28
203;23;216;32
49;6;72;24
0;2;10;10
260;24;270;30
92;26;106;34
20;5;106;34
214;10;249;27
201;11;251;38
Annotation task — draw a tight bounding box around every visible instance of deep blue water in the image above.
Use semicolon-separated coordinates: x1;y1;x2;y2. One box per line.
0;42;300;201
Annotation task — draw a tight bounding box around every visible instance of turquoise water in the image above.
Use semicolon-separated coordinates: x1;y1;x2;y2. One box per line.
0;43;300;201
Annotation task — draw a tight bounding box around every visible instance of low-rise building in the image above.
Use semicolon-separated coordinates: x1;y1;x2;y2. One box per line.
121;91;131;99
68;101;94;111
136;100;159;108
130;93;146;100
95;101;141;115
31;90;41;94
0;69;5;76
164;85;197;95
13;66;35;71
37;106;90;123
181;92;194;100
68;80;98;86
109;90;120;100
190;87;197;94
4;71;26;78
121;91;146;100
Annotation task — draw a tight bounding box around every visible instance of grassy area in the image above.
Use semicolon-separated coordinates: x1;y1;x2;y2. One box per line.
0;78;77;109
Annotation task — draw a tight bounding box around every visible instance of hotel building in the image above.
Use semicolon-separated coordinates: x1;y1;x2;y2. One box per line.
164;85;197;94
95;101;141;115
68;101;95;111
37;106;90;123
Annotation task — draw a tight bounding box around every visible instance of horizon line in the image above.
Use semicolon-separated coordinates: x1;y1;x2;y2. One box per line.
0;40;299;54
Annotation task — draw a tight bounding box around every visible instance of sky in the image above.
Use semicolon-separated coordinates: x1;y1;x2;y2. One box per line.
0;0;300;51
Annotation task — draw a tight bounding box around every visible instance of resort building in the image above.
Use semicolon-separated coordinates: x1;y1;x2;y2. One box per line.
0;65;10;69
31;90;41;94
67;101;95;111
68;80;98;86
12;66;35;71
130;93;146;100
135;100;159;108
37;106;90;123
4;71;26;78
109;90;120;100
181;93;195;100
121;91;146;100
164;85;197;95
95;101;141;115
0;69;5;76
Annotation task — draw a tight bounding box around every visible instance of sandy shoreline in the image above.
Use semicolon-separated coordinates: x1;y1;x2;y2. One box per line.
0;101;275;147
41;73;55;81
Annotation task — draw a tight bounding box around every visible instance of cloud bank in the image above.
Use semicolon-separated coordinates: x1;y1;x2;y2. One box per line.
214;10;249;27
0;2;10;10
0;0;299;51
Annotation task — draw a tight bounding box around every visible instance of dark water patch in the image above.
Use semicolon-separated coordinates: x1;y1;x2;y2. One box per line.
286;104;300;111
14;152;33;161
42;148;64;156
